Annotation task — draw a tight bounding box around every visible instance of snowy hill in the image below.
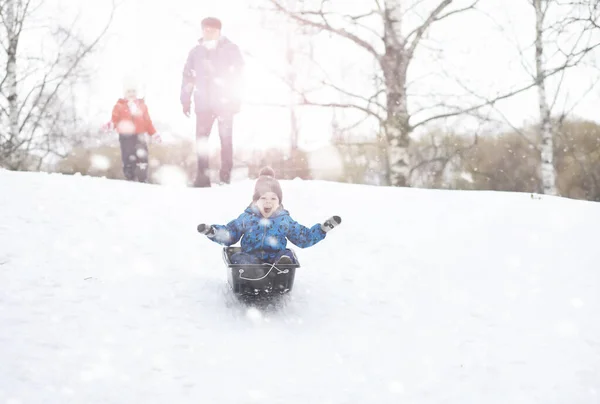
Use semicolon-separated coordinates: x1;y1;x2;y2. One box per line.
1;169;599;404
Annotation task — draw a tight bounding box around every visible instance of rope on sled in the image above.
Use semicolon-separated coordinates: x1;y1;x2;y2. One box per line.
238;262;289;281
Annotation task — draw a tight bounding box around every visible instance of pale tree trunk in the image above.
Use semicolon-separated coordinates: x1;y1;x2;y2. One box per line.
286;25;299;152
533;0;558;195
285;25;300;178
382;0;411;186
284;0;300;179
6;0;20;152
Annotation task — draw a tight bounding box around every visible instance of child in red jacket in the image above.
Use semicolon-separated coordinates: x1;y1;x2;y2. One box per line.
105;82;161;182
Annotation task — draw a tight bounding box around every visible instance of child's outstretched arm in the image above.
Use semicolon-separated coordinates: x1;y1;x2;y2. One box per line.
197;213;249;246
286;215;342;248
110;102;121;129
141;101;157;136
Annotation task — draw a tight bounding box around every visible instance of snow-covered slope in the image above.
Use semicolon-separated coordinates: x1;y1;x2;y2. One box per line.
1;169;599;404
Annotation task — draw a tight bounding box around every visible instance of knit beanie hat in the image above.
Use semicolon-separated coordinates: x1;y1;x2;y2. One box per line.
201;17;222;30
253;167;283;203
122;75;139;96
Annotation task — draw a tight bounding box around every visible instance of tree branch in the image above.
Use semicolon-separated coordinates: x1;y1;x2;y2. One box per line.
304;102;382;122
405;0;453;60
267;0;382;61
24;2;115;138
320;79;386;112
412;57;594;130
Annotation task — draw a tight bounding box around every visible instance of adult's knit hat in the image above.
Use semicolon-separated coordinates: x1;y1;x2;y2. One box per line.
253;166;283;203
201;17;222;30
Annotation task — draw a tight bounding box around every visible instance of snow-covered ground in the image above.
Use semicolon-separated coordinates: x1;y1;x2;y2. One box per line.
1;169;599;404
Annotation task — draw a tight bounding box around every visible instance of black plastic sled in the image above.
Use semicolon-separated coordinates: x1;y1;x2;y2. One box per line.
222;247;300;297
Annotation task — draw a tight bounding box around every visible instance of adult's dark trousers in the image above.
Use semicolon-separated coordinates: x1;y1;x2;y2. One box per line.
194;110;233;186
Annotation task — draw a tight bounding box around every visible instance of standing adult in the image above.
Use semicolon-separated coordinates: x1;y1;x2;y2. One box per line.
180;17;244;187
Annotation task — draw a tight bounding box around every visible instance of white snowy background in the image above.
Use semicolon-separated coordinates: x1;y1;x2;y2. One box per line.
1;169;599;403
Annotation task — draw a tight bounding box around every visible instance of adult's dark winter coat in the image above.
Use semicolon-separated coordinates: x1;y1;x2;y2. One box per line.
180;37;244;115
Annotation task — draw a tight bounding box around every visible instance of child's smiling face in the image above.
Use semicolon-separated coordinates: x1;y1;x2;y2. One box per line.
256;191;280;218
125;88;137;100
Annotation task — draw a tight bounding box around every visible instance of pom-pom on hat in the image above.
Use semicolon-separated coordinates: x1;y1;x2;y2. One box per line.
253;166;283;203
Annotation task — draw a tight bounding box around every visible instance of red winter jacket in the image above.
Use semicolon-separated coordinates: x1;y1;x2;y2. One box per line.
111;98;157;136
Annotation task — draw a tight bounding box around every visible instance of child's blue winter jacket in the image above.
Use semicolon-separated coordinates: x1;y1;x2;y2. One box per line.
209;205;326;262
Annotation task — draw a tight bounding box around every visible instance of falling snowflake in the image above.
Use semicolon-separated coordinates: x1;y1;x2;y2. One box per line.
259;218;271;227
196;138;209;157
388;381;405;394
116;120;135;134
571;298;584;308
136;148;147;159
149;158;160;168
215;229;231;243
555;321;579;337
153;165;188;187
246;307;262;323
90;154;111;171
266;236;278;247
128;100;142;116
203;40;217;49
460;171;474;183
247;389;266;401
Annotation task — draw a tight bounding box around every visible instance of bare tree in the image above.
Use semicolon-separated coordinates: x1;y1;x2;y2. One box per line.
265;0;485;186
536;0;600;195
469;0;600;195
265;0;600;190
0;0;115;170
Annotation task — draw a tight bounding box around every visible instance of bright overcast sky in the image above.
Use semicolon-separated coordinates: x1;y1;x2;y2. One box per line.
44;0;600;151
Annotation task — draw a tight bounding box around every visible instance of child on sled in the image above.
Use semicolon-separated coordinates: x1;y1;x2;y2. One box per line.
197;167;341;266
